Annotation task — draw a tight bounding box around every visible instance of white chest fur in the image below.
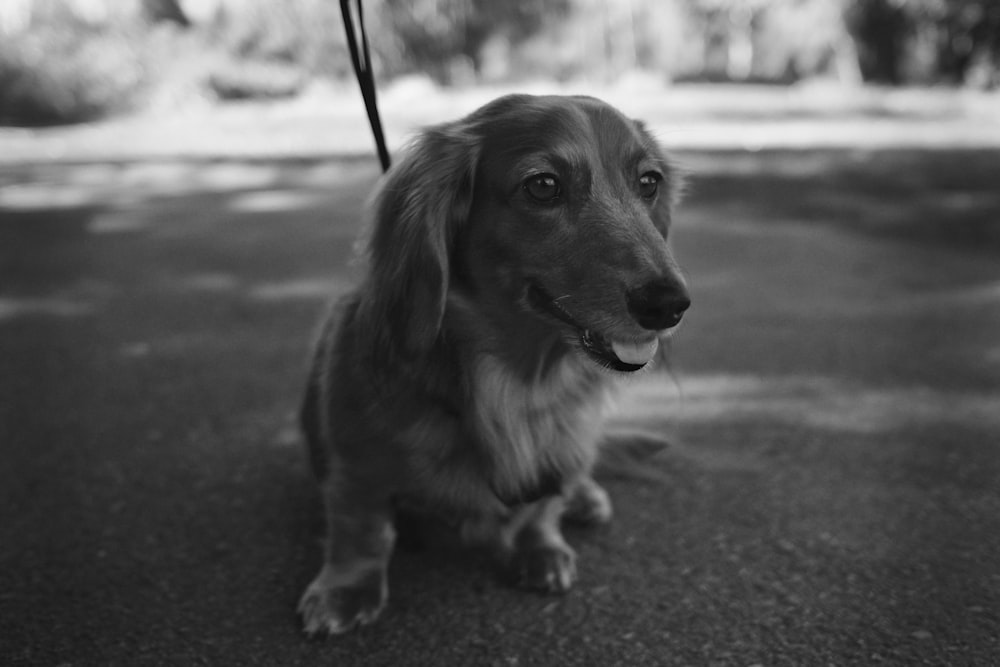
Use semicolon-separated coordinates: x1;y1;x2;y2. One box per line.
470;354;614;497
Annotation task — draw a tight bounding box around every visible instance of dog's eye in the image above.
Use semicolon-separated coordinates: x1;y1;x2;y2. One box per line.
523;173;561;203
638;172;661;200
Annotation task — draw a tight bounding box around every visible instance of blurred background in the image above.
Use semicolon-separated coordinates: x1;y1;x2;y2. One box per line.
1;0;999;128
3;2;1000;665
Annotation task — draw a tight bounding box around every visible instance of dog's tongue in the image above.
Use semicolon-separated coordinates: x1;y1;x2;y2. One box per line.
610;338;659;366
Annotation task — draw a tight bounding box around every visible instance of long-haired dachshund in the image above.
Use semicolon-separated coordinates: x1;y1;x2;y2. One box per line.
298;94;690;634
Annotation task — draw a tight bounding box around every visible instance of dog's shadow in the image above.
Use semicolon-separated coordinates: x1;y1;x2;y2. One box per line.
595;425;675;483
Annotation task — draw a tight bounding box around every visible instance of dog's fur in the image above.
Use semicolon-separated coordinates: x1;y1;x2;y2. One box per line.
297;94;690;634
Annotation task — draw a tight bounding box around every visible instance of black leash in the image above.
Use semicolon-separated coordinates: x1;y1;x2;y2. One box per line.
340;0;391;172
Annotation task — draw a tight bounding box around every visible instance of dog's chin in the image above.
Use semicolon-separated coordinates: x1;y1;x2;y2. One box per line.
525;282;658;373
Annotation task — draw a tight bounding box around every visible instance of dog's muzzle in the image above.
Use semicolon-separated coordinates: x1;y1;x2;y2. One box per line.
525;282;680;372
625;278;691;332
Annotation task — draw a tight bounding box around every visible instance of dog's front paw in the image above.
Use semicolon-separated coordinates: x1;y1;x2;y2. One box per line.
511;542;577;593
563;477;613;525
298;565;387;635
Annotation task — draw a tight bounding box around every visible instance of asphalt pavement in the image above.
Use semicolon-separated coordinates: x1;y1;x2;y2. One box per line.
1;147;999;666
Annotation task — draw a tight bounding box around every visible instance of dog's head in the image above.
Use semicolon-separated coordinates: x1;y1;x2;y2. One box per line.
362;94;690;372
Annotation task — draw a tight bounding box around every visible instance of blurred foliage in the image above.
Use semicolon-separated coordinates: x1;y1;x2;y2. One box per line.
141;0;190;26
207;61;307;101
1;0;998;125
847;0;1000;86
0;4;145;125
373;0;572;84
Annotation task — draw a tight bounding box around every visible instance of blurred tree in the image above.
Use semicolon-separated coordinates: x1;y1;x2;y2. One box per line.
758;0;862;84
685;0;773;81
678;0;865;84
911;0;1000;85
845;0;909;84
141;0;190;27
376;0;571;83
214;1;302;63
846;0;1000;86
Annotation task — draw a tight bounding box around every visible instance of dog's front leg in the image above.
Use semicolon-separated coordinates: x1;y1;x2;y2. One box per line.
504;496;577;593
298;481;395;635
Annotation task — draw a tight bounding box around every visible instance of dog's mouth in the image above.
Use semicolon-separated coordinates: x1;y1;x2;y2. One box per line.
525;282;657;373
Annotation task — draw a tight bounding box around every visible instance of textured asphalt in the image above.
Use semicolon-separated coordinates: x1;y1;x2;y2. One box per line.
2;149;999;666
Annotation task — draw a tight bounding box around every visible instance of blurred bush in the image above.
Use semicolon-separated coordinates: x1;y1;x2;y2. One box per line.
200;0;345;98
0;9;145;125
207;60;307;101
204;0;351;79
369;0;573;84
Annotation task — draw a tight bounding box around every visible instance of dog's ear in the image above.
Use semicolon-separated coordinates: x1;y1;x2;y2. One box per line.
361;123;478;359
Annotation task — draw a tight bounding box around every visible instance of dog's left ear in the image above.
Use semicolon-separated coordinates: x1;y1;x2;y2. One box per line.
361;123;478;359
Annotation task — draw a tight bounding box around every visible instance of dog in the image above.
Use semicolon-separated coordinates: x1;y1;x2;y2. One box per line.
297;94;690;635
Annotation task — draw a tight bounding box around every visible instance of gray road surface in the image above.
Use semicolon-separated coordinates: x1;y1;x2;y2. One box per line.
2;149;998;666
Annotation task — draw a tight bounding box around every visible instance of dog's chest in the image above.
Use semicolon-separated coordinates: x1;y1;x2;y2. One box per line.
470;356;613;495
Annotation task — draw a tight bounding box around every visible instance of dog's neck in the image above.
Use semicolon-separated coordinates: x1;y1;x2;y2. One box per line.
444;287;591;384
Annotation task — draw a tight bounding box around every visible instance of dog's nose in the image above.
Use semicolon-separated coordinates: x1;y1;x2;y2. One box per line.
626;278;691;330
